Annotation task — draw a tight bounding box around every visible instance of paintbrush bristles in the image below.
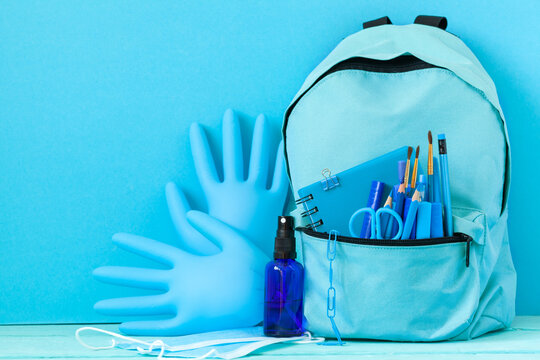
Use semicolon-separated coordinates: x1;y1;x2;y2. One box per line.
404;146;413;186
428;131;434;175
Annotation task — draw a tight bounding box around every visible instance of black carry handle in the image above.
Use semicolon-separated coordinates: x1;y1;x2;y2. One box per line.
363;16;447;30
363;16;392;29
414;15;448;30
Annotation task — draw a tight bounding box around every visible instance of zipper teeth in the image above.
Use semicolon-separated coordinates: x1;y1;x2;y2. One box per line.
298;227;470;246
326;57;437;74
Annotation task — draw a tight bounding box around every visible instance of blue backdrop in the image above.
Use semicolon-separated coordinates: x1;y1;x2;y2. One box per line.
1;1;538;323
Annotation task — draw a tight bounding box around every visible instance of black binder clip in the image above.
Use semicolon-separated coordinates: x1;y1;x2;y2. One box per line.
320;168;340;191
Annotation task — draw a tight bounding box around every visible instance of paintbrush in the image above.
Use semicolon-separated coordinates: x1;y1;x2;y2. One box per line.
403;146;413;191
410;145;420;190
427;131;434;202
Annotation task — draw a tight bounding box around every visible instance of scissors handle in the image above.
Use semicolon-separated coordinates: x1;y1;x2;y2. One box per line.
349;208;376;239
375;207;403;240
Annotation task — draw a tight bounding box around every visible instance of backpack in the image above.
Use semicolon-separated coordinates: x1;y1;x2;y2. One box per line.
282;16;516;341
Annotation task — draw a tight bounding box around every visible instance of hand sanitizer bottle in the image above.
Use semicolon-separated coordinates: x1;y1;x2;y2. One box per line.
264;216;304;337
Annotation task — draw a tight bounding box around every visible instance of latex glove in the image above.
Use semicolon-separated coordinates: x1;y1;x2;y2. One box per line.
168;109;289;257
93;210;269;336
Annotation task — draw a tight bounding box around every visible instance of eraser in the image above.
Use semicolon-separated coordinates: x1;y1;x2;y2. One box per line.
416;202;432;239
431;202;444;238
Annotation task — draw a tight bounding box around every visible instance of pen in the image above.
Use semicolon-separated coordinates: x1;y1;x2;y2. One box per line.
438;134;453;236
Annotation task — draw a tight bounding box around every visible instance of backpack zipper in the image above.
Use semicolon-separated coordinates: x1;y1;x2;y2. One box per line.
298;227;472;267
321;55;437;75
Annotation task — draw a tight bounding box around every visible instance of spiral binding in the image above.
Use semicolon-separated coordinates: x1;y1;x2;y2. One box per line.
306;219;323;229
301;206;318;217
296;193;323;229
295;194;313;205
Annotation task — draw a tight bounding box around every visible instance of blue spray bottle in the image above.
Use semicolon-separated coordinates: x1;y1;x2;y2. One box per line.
264;216;304;337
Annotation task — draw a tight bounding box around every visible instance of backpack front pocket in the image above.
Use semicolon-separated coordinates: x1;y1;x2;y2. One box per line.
300;211;484;341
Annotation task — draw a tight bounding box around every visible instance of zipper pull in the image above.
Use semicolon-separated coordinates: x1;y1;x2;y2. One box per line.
465;234;471;268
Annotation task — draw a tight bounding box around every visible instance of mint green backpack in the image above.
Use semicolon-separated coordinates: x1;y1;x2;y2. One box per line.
283;16;516;341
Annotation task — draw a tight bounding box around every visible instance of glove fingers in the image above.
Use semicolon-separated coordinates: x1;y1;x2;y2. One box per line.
270;141;289;197
112;233;184;267
165;182;219;255
190;122;220;189
119;316;189;336
94;294;174;317
185;210;245;253
222;109;244;181
93;266;169;291
248;114;271;186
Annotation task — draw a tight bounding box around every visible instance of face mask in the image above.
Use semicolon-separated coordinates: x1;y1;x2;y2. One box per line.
76;326;325;359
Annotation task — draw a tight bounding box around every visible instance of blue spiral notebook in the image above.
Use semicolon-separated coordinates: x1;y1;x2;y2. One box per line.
297;146;422;236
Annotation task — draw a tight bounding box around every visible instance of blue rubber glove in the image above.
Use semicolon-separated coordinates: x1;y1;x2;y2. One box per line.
167;109;289;256
94;210;269;336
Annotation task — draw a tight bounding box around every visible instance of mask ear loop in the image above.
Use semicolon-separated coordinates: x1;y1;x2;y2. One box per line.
137;340;166;358
75;326;153;350
290;331;325;344
76;327;326;360
76;327;216;360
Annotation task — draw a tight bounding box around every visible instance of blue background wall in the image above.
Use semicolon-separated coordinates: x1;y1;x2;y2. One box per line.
1;1;538;323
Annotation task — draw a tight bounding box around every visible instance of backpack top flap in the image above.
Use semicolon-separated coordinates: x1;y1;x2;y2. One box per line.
283;24;510;218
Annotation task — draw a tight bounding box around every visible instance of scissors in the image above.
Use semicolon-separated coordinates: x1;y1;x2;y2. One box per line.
349;207;403;240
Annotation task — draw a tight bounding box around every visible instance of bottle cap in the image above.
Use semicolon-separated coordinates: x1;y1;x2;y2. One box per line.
274;216;296;259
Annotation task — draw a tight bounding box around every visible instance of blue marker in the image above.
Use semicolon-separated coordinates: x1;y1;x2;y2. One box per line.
438;134;453;236
433;157;441;203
